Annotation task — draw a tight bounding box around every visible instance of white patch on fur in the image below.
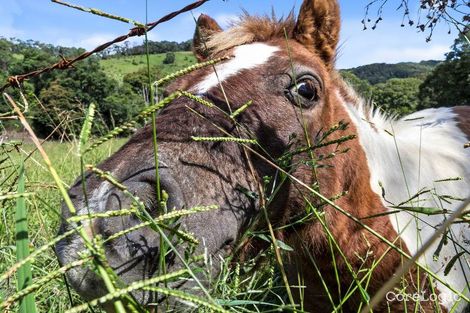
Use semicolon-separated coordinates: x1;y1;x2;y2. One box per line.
193;43;279;94
89;181;111;212
339;90;470;311
79;181;112;238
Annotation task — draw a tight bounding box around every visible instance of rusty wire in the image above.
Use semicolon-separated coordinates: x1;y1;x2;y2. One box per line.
0;0;210;92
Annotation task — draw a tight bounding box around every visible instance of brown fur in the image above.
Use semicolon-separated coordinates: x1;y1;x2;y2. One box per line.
205;13;296;54
202;3;340;70
193;14;223;61
453;106;470;140
287;94;443;312
187;4;449;311
293;0;341;68
198;1;340;70
263;42;442;312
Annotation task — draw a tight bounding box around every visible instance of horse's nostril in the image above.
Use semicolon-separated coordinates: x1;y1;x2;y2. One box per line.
222;238;235;254
223;238;234;246
68;183;83;199
101;171;185;219
105;193;122;211
122;171;185;215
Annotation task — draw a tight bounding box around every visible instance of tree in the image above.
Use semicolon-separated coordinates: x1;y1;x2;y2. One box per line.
2;38;150;137
340;71;374;100
0;39;13;72
163;52;176;64
418;30;470;108
345;61;438;85
373;78;423;115
101;84;146;128
34;81;81;137
364;0;469;41
30;56;139;137
10;44;58;93
58;58;115;103
446;30;470;61
123;66;162;94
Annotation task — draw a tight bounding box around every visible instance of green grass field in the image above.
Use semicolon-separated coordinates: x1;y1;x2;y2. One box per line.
100;51;197;82
0;139;125;312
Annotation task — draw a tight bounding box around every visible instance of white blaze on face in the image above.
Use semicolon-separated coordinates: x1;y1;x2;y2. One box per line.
193;42;279;94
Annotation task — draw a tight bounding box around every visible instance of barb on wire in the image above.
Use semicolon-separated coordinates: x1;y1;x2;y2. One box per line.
0;0;210;92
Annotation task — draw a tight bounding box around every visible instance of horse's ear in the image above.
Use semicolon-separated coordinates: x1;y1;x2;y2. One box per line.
193;14;222;61
293;0;340;68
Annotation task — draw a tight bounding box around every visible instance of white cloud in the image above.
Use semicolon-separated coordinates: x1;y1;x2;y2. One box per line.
45;30;115;49
77;33;117;49
336;19;453;68
367;45;449;64
53;31;157;50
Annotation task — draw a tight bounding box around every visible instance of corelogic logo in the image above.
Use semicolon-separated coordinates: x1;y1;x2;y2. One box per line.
386;290;461;303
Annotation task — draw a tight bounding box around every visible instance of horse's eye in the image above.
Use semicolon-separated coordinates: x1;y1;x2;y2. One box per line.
285;76;320;108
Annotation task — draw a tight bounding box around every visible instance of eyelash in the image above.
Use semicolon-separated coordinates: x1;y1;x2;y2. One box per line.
285;75;321;108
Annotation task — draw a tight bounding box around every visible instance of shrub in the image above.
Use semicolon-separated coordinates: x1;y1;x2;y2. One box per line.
163;52;175;64
372;77;422;116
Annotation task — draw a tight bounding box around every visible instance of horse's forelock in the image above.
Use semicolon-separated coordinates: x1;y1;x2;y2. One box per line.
205;13;296;55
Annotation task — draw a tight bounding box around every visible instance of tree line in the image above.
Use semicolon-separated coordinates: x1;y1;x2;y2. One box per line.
98;40;191;58
0;38;161;139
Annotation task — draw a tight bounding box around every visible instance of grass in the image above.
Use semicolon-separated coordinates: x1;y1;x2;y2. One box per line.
1;43;469;313
0;139;125;312
1;65;468;313
0;137;292;312
15;160;37;313
100;51;197;82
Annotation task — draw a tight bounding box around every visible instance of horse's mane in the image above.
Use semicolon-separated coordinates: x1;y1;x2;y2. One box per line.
335;74;398;131
336;74;461;139
206;12;296;54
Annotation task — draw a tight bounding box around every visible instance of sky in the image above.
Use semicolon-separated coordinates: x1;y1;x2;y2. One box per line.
0;0;460;68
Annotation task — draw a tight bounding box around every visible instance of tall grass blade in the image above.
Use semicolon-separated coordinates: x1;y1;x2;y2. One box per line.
78;102;95;157
5;92;127;313
15;161;37;313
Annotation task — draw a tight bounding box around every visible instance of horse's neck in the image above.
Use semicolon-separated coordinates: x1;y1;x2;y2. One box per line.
338;90;470;312
341;97;469;211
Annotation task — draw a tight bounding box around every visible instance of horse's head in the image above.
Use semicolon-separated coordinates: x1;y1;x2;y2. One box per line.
56;0;347;309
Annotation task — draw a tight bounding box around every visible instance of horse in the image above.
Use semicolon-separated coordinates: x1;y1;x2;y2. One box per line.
55;0;470;312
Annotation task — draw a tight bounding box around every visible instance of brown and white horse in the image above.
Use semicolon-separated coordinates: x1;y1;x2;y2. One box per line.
56;0;470;312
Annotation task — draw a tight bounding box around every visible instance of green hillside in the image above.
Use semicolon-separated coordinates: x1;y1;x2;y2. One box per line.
100;51;197;82
346;60;440;85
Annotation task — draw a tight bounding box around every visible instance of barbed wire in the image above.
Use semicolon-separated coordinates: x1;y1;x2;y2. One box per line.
0;0;210;92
